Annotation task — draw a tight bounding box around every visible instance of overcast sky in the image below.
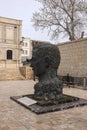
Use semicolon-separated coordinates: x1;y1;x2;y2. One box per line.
0;0;67;43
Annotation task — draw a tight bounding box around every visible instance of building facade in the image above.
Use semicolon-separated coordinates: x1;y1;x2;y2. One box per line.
21;37;32;62
0;16;22;69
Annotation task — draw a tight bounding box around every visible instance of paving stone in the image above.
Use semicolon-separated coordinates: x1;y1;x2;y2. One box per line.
0;80;87;130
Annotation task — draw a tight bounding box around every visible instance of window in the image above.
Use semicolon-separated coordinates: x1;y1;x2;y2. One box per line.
22;50;24;54
25;50;28;55
7;50;12;59
22;42;24;46
25;42;28;47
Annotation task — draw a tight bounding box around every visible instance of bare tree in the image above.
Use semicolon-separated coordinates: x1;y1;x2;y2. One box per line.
32;0;87;41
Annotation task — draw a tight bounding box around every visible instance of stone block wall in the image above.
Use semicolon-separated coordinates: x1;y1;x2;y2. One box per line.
19;66;34;79
0;69;25;80
57;38;87;78
0;16;22;69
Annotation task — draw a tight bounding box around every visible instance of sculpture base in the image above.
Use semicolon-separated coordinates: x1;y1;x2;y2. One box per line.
10;94;87;114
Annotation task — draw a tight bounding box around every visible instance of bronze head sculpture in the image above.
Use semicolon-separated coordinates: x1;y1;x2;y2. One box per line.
30;43;63;100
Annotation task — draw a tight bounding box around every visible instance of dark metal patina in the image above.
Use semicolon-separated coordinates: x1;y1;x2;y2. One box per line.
30;43;63;100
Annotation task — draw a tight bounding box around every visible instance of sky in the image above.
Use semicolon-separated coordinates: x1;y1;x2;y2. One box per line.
0;0;67;44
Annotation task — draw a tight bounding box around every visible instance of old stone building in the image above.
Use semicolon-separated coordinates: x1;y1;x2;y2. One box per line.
0;16;22;68
0;16;24;80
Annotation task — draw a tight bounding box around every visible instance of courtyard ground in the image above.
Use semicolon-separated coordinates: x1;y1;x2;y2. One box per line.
0;80;87;130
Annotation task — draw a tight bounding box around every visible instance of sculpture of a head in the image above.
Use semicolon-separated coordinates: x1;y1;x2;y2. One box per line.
30;43;60;78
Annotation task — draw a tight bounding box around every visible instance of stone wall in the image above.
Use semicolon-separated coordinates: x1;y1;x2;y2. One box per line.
0;16;22;69
0;69;25;80
57;38;87;78
19;66;34;79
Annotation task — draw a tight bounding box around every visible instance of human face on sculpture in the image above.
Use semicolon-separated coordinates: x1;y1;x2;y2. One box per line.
30;43;60;77
30;52;47;77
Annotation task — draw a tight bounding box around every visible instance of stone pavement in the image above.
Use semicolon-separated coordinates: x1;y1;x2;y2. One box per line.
0;80;87;130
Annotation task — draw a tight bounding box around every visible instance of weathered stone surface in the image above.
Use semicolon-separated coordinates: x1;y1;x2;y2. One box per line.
0;16;22;70
57;38;87;77
1;80;87;130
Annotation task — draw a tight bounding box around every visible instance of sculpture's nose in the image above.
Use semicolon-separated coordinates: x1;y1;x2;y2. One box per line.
30;63;32;68
30;59;33;67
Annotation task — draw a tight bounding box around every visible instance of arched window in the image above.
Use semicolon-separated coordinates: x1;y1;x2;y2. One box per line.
7;50;12;59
